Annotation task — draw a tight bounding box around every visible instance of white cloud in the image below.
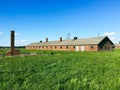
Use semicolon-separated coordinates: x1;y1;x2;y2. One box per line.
15;33;19;36
103;32;117;43
0;32;3;35
109;37;115;40
103;32;116;36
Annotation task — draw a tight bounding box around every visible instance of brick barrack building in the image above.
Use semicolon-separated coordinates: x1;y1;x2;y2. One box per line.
25;36;114;51
115;41;120;49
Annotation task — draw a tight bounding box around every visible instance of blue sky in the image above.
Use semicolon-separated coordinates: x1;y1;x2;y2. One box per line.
0;0;120;46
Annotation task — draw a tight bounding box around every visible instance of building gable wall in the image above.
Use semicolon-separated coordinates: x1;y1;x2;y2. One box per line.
98;40;113;51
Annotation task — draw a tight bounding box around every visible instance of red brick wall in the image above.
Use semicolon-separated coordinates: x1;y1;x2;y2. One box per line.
25;45;99;51
84;45;98;51
115;46;120;49
115;42;120;49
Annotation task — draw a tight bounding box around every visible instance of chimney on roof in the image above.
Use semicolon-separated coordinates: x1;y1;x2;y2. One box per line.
73;37;78;40
46;38;48;42
60;37;62;41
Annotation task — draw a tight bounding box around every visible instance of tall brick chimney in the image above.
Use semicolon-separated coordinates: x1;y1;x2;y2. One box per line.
46;38;48;42
60;37;62;41
11;31;15;55
6;31;20;56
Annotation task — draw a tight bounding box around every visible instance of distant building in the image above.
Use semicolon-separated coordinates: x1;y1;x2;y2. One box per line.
115;41;120;49
25;36;114;51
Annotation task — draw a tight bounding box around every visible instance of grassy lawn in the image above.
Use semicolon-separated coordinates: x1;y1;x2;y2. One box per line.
0;49;120;90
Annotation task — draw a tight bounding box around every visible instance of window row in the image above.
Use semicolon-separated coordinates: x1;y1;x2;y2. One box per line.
31;45;94;49
31;46;76;49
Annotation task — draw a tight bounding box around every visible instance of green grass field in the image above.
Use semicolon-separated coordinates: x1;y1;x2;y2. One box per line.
0;49;120;90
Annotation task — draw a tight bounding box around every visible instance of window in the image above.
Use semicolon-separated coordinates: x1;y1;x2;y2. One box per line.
105;46;106;49
60;46;62;49
91;45;94;48
50;46;52;49
66;46;68;49
55;46;57;49
46;46;48;48
73;46;75;49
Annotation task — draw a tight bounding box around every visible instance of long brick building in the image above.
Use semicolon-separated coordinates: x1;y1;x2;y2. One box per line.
25;36;114;51
115;41;120;49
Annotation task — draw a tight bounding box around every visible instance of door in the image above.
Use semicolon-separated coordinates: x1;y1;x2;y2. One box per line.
81;46;85;51
75;46;79;52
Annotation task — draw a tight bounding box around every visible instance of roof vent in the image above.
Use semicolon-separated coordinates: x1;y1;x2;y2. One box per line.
74;37;77;40
40;40;42;43
46;38;48;42
60;37;62;41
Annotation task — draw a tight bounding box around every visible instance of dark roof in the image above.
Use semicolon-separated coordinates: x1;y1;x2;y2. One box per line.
26;36;112;46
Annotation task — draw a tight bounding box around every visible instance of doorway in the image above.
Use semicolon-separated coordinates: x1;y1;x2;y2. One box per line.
81;46;85;51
